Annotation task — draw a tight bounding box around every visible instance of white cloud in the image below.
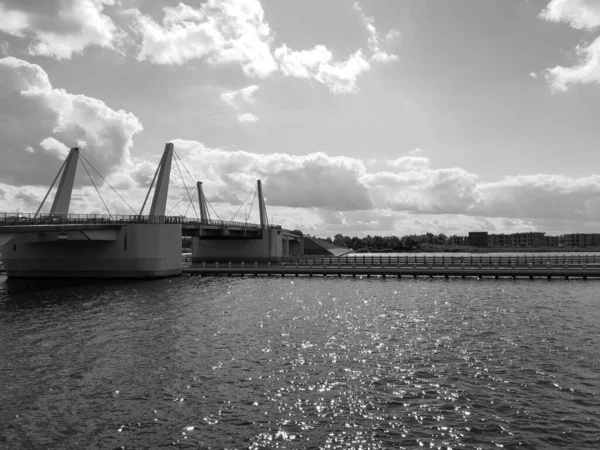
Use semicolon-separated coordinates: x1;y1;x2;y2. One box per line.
220;85;259;108
0;56;143;187
132;1;385;94
388;155;431;171
275;45;371;94
0;0;124;59
540;0;600;31
39;137;70;159
540;0;600;90
353;1;399;63
0;3;29;36
362;167;481;215
529;71;538;79
237;112;259;123
474;174;600;220
170;139;373;211
133;0;277;77
544;36;600;91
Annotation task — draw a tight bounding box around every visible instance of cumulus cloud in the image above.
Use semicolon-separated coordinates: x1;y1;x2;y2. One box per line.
131;0;387;94
474;174;600;220
275;45;371;94
0;56;143;186
0;0;124;59
540;0;600;90
170;140;373;211
363;167;482;215
540;0;600;31
133;0;277;77
544;36;600;91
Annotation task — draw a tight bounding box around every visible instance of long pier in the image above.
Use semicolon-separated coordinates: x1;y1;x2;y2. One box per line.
182;254;600;279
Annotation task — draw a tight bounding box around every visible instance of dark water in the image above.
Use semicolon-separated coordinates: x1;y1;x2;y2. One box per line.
1;274;599;449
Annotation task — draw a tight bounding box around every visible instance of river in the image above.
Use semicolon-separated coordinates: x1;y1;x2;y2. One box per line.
1;273;599;449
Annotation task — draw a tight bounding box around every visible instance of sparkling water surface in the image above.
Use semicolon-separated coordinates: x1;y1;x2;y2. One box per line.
1;274;599;449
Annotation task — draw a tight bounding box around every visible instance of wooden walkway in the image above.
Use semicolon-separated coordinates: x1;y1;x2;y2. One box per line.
183;255;600;279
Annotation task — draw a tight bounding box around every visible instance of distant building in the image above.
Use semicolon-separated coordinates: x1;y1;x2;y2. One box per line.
448;231;600;248
561;233;600;247
448;235;468;246
468;232;488;247
488;232;545;247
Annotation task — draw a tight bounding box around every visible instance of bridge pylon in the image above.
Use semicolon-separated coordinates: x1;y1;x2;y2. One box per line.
50;147;80;215
197;181;209;222
257;180;268;229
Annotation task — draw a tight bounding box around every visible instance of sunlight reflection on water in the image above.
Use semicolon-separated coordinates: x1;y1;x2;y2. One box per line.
1;275;599;448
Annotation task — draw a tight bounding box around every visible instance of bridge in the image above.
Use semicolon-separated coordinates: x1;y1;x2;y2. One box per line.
0;143;301;278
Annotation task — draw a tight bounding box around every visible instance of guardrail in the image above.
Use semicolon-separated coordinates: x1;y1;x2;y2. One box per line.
181;255;600;279
190;254;600;266
0;213;281;229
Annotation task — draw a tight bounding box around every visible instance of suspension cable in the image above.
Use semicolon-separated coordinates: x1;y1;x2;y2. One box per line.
79;158;111;216
34;155;68;218
206;198;221;221
172;154;199;219
183;189;198;217
167;188;197;216
230;186;257;222
246;189;258;221
171;150;223;221
78;152;137;215
174;151;200;189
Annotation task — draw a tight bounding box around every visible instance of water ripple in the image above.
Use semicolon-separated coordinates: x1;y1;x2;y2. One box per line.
1;275;599;448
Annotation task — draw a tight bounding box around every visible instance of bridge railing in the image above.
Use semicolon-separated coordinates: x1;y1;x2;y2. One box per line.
0;212;282;229
181;217;281;229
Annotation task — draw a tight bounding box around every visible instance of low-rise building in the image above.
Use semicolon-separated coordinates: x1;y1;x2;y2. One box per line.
468;232;489;247
448;235;468;246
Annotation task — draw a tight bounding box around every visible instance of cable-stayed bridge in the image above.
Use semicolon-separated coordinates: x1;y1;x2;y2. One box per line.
0;143;303;278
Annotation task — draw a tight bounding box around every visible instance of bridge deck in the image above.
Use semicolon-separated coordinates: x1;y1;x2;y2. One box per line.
0;212;279;230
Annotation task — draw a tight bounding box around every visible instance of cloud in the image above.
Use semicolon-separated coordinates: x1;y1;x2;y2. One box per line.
540;0;600;90
0;0;124;59
540;0;600;31
275;45;371;94
133;0;277;77
352;2;399;63
544;36;600;91
0;56;143;186
237;112;259;123
363;167;482;215
221;85;259;108
171;139;373;211
474;174;600;220
529;71;538;79
131;1;385;94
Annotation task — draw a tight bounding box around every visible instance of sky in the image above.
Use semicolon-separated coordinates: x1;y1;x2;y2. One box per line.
1;0;600;238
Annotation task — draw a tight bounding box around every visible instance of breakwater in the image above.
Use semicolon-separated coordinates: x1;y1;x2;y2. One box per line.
185;254;600;279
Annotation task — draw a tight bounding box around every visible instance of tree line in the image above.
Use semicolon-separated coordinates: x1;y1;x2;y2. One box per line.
324;233;449;251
